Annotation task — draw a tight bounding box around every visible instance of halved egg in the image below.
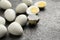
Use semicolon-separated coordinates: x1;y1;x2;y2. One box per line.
28;14;40;25
26;6;39;15
34;1;46;8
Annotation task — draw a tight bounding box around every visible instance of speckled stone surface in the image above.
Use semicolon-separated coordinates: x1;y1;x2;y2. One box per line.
0;0;60;40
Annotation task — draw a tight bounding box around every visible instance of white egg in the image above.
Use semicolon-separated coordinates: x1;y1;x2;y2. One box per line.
16;3;28;13
8;22;23;35
15;14;27;26
0;16;6;25
0;0;12;9
22;0;33;6
0;24;7;38
4;9;16;21
26;6;39;15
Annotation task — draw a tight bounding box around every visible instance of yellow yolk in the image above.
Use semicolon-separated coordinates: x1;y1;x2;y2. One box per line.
30;7;38;14
38;2;46;7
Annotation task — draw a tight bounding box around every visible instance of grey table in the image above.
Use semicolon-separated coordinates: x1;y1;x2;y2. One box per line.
1;0;60;40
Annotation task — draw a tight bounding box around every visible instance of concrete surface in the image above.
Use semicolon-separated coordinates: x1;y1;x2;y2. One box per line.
1;0;60;40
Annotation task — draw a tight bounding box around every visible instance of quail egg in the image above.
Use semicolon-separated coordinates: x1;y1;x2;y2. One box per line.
15;14;27;26
26;6;39;15
4;9;16;21
8;22;23;35
16;3;28;13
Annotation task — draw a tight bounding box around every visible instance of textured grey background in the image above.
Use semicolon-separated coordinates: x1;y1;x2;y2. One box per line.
1;0;60;40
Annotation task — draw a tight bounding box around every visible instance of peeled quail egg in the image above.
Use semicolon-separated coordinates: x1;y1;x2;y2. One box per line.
0;16;6;25
22;0;33;6
16;3;28;13
0;24;7;38
26;6;39;15
8;22;23;35
15;14;27;26
34;1;46;8
4;9;16;21
0;0;12;9
28;14;40;25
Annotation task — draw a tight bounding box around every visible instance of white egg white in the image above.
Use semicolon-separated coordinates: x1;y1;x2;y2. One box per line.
22;0;33;6
0;0;12;9
4;9;16;21
0;24;7;38
16;3;28;13
28;14;39;24
26;6;39;15
8;22;23;35
0;16;6;25
34;1;46;8
15;14;27;26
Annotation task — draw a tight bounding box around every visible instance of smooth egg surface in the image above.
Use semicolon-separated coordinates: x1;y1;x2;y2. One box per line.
0;24;7;38
16;3;28;13
8;22;23;35
0;16;6;25
15;14;27;26
4;9;16;21
0;0;12;9
22;0;33;6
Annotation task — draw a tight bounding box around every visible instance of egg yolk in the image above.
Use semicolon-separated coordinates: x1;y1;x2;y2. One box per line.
38;2;46;7
30;7;38;14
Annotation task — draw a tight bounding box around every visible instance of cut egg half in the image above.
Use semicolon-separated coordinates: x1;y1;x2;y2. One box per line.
26;6;39;15
34;1;46;8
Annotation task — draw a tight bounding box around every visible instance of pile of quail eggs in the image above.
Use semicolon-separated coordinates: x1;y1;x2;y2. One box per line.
0;0;46;38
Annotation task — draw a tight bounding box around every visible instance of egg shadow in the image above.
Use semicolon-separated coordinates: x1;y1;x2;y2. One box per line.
27;19;40;29
0;34;7;40
21;23;28;30
16;12;28;17
8;33;23;39
0;8;6;12
21;23;38;30
0;8;6;17
28;23;38;29
22;19;40;30
40;8;45;11
5;19;14;27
